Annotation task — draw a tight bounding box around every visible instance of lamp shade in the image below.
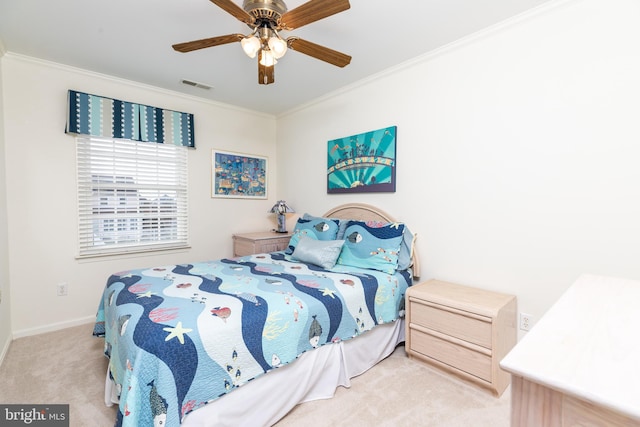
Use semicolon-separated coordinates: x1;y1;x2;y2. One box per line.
259;49;278;67
241;36;261;58
269;200;294;233
268;36;288;59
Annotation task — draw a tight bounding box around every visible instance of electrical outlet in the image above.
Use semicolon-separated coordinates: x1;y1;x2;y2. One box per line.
519;312;533;331
57;282;68;296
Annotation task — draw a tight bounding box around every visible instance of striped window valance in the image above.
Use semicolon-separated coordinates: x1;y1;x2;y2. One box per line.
66;90;195;148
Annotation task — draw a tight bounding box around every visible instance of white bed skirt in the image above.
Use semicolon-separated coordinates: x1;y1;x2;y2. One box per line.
105;319;405;427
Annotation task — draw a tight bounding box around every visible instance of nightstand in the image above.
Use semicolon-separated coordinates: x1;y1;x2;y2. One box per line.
232;231;291;256
406;279;516;396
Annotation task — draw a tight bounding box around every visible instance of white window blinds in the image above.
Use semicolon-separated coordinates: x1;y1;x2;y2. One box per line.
76;137;188;257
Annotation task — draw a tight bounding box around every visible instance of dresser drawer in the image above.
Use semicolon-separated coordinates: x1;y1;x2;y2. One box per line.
409;298;492;349
409;328;492;382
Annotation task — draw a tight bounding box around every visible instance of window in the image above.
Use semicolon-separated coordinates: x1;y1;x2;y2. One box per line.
76;137;188;256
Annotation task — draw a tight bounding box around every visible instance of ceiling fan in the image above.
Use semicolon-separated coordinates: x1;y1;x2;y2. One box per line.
172;0;352;85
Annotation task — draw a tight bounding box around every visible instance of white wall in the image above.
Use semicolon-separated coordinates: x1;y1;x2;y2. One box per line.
3;0;640;340
277;0;640;331
2;55;278;336
0;50;13;360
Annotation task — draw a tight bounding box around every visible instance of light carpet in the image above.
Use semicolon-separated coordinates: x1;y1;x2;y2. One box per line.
0;323;510;426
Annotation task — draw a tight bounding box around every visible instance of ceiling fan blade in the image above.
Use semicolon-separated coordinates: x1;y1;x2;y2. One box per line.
279;0;350;30
287;38;351;67
210;0;255;25
258;52;275;85
172;34;244;53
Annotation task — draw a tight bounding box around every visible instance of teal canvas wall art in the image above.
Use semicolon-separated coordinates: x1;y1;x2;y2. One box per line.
327;126;397;194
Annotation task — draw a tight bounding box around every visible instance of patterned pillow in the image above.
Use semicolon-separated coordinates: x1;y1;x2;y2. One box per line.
285;217;340;254
336;220;405;274
302;213;349;240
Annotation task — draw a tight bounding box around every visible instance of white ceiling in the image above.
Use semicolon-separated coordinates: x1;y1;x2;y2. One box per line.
0;0;552;115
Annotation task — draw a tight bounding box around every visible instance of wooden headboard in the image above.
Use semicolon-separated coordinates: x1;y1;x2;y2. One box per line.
323;203;420;279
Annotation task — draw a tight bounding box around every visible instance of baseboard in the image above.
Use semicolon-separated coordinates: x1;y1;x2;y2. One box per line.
12;315;96;339
0;334;11;368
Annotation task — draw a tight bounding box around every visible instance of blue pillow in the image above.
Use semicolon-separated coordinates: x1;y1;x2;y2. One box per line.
336;220;405;274
397;226;416;271
292;237;345;270
302;213;349;240
286;217;340;254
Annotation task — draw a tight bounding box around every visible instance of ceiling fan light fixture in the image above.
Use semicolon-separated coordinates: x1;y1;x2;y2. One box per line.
241;35;261;58
259;49;277;67
268;36;287;59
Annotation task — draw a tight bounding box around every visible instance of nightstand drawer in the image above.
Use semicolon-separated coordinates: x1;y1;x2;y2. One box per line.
234;240;257;257
233;232;291;257
260;241;288;253
410;328;492;382
409;298;492;349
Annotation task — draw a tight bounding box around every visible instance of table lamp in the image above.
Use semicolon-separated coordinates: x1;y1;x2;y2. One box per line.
269;200;294;233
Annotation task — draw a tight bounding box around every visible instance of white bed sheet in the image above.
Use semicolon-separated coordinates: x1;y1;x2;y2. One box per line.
105;319;405;427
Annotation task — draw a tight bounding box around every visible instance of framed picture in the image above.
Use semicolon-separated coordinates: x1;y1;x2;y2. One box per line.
327;125;397;194
212;149;267;198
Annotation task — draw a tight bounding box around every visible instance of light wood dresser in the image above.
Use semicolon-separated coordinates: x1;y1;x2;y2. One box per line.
406;279;517;396
232;231;291;256
501;274;640;426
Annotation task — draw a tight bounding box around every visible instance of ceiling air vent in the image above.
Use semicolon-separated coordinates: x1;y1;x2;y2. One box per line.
181;79;212;90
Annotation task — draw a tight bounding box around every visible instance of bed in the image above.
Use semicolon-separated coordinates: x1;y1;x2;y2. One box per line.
94;203;420;427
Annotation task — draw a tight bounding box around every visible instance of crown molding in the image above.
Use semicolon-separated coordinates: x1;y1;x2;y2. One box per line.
2;52;276;120
278;0;572;118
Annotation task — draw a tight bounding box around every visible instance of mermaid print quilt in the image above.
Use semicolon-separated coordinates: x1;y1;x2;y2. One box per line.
93;252;411;427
